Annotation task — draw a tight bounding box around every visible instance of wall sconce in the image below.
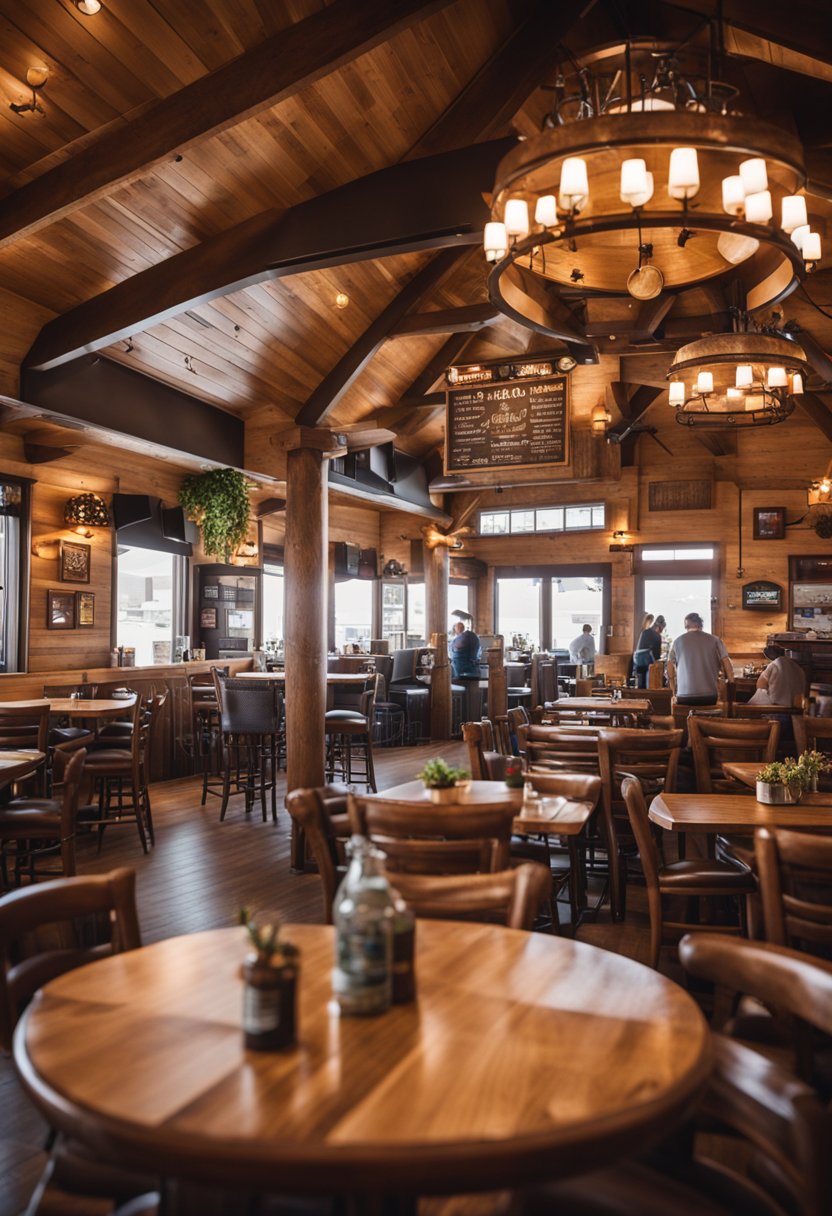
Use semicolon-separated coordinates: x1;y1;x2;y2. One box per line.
591;403;611;437
65;492;110;537
808;478;832;506
609;530;634;553
32;539;61;560
10;66;49;115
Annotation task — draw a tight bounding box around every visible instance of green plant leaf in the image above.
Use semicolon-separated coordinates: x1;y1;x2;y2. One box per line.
179;468;251;561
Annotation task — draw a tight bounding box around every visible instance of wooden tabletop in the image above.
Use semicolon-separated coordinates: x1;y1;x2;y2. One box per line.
235;672;370;685
15;923;710;1197
549;697;651;713
0;696;137;720
649;791;832;833
369;779;595;837
719;761;832;794
0;750;45;786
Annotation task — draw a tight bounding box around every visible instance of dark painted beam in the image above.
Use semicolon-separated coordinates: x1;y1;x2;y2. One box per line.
391;304;499;337
606;385;664;440
21;357;244;468
0;0;455;250
25;138;513;374
295;248;463;428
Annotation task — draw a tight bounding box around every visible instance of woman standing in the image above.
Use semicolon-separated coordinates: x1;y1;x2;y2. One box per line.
633;614;665;688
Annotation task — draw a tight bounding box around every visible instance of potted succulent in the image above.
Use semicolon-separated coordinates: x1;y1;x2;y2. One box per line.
755;759;806;806
239;908;299;1051
797;749;831;793
417;758;471;804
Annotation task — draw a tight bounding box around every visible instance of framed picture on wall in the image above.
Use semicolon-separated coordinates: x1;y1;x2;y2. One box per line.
47;590;76;630
752;507;786;540
59;540;91;583
200;607;218;629
76;590;95;627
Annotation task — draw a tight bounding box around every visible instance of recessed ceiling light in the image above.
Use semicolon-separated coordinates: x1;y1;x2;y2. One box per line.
335;292;349;309
74;1;103;14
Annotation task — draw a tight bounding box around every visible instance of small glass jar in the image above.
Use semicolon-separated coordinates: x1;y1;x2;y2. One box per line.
242;953;298;1051
504;757;525;789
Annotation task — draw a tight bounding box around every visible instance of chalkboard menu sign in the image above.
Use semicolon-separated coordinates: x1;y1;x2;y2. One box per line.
444;361;569;474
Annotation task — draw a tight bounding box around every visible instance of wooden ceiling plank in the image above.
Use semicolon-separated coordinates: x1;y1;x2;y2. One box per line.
404;335;475;398
0;0;457;250
24;138;511;373
694;430;738;457
295;248;463;428
391;303;500;337
796;392;832;443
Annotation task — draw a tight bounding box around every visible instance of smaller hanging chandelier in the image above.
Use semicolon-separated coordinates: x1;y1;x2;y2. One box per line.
666;332;808;429
65;492;111;536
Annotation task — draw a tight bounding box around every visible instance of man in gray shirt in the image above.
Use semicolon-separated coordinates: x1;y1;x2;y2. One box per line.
749;644;806;707
667;612;733;705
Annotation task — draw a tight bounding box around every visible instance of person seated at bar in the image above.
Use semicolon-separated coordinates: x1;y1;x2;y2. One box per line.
568;623;596;666
449;620;480;678
667;612;733;706
748;643;806;707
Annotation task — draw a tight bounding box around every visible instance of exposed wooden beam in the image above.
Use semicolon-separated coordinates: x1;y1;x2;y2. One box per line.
404;337;474;399
791;327;832;382
694;430;738;457
295;249;463;428
391;304;499;337
634;295;675;339
25;139;512;373
606;385;664;439
665;1;832;72
21;440;79;465
607;381;632;421
256;498;287;518
796;392;832;443
0;0;455;250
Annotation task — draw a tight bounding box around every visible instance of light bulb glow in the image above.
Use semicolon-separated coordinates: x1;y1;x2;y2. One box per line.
744;190;773;224
696;370;714;394
534;195;557;227
791;373;804;395
792;224;810;253
781;195;807;234
620;158;648;204
626;170;654;208
766;366;787;388
503;199;529;238
668;381;686;406
558;157;588;209
668;147;699;200
483;222;507;262
803;232;822;262
735;365;754;388
721;175;745;216
739;158;768;195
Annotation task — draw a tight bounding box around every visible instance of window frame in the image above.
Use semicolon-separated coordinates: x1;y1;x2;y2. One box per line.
0;474;32;673
479;502;606;537
114;543;189;665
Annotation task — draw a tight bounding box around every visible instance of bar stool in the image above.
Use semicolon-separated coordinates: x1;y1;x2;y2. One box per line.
188;668;228;805
325;678;377;792
213;674;283;822
372;675;405;747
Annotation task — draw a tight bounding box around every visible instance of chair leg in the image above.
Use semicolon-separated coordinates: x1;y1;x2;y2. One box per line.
365;735;377;794
219;739;232;822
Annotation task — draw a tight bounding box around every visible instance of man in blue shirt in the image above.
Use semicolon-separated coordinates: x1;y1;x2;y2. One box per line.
450;621;481;678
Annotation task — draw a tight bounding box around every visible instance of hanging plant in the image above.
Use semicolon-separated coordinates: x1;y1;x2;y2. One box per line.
179;467;251;561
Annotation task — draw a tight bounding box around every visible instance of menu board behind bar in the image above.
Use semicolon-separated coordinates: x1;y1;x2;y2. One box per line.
445;366;569;473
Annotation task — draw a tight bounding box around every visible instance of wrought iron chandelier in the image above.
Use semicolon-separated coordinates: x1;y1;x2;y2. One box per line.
482;39;818;343
666;331;808;428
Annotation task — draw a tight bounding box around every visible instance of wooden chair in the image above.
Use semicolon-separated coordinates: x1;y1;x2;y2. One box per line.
188;669;226;804
213;673;283;822
620;776;754;968
520;771;602;928
0;868;153;1211
0;702;50;797
0;748;86;890
462;720;508;780
597;727;683;920
391;862;551;931
518;723;600;773
81;695;154;851
348;794;515;874
756;828;832;961
523;937;832;1216
537;660;558;709
794;715;832;788
41;682;97;756
688;717;779;794
285;783;351;922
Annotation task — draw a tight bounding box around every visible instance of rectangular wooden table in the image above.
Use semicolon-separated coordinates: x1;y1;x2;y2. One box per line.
649;791;832;833
233;672;369;685
0;696;137;722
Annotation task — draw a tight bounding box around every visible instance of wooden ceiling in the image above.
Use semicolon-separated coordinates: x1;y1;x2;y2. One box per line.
2;0;832;477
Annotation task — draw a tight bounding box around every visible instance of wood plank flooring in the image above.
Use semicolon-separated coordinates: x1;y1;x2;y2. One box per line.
0;744;652;1216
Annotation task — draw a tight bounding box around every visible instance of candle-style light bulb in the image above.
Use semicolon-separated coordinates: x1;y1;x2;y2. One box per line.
558;157;588;210
483;222;507;262
744;190;773;224
781;195;808;234
736;365;754;388
721;175;745;216
739;158;768;195
534;195;557;228
503;199;529;238
696;370;713;394
668;381;686;406
620;158;648;205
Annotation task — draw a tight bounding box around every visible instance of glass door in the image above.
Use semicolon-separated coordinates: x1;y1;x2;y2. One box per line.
641;577;712;645
496;577;541;649
551;576;604;652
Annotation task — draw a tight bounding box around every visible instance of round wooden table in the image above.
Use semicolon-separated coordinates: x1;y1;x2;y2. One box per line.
15;923;711;1201
0;750;45;788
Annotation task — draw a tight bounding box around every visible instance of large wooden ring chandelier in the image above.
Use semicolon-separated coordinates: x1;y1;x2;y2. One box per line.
483;42;817;345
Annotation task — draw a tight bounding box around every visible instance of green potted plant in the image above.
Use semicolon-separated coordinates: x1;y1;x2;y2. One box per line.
417;758;471;804
179;468;252;561
797;749;831;793
755;759;805;806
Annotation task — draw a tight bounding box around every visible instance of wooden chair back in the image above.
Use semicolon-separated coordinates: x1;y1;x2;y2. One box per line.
0;867;141;1051
506;705;529;745
518;724;600;772
756;828;832;960
0;748;87;888
620;775;662;898
538;661;557;706
462;721;509;780
391;863;551;931
598;728;683;808
348;794;515;874
525;770;602;809
214;672;283;736
794;713;832;759
285;784;351;923
646;660;665;689
0;702;49;754
594;653;629;684
687;716;778;794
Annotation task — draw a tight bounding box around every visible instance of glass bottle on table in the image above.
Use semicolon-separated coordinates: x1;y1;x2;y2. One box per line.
333;837;396;1015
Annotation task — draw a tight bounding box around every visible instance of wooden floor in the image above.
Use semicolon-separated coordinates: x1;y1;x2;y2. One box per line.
0;743;653;1216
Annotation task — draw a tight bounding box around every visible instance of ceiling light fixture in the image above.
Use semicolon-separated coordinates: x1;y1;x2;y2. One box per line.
64;492;111;534
73;1;103;14
9;66;49;115
483;37;813;343
666;330;808;429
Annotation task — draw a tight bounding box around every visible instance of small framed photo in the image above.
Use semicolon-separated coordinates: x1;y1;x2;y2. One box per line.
203;584;219;600
47;589;76;630
752;507;786;540
76;590;95;627
200;607;217;629
60;539;91;583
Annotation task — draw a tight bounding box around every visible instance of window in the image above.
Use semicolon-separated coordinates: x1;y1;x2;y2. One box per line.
448;582;470;621
116;545;186;665
334;579;373;650
263;562;284;647
0;479;27;673
641;547;715;562
480;503;605;535
496;577;542;649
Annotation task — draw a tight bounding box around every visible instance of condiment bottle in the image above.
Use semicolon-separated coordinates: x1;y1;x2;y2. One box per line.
332;838;395;1015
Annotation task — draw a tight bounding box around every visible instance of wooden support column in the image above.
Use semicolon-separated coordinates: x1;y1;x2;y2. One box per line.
487;636;507;720
285;446;328;869
424;542;451;740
